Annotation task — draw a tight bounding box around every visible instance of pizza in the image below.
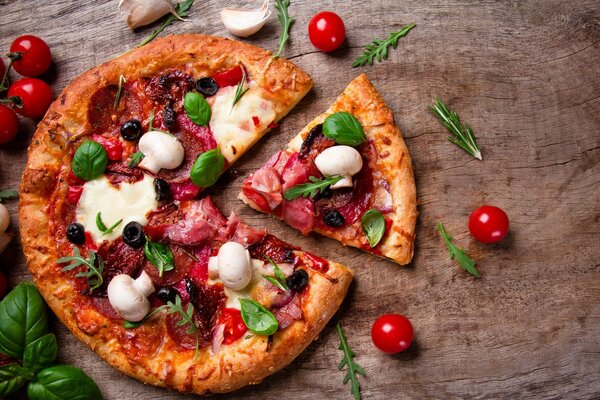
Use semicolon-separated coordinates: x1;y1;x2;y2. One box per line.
18;34;354;394
239;74;418;265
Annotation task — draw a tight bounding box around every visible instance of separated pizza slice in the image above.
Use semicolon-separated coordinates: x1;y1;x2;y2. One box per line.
239;74;418;265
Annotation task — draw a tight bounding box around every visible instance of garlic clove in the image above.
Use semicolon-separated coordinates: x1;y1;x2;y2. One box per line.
119;0;179;30
220;0;271;38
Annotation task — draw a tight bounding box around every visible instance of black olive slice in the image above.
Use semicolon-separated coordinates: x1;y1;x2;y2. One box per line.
66;222;85;245
286;269;309;292
120;119;142;141
122;221;145;249
195;77;218;97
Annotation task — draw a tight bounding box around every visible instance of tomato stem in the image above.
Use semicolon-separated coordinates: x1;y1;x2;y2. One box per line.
0;52;22;92
0;96;23;108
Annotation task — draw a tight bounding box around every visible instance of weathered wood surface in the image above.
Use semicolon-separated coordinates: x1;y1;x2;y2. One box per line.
1;0;599;398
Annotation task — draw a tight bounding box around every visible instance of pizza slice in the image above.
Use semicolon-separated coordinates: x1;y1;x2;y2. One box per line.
239;74;418;265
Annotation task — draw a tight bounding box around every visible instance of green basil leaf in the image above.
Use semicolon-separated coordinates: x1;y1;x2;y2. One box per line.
0;363;30;396
0;283;48;359
72;141;108;181
184;92;211;126
0;189;18;203
361;209;386;248
190;147;224;188
322;112;366;146
239;299;278;336
27;365;102;400
144;238;174;277
23;333;58;373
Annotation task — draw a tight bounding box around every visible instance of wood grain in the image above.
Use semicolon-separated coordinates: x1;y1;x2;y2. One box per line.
1;0;599;398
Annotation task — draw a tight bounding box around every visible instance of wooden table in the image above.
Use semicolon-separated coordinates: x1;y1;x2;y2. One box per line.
1;0;599;398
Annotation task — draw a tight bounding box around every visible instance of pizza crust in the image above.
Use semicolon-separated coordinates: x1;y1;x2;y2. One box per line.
286;74;418;265
19;34;354;394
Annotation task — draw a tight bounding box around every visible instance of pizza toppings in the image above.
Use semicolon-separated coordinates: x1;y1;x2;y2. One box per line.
153;178;171;201
208;242;254;291
322;112;366;146
361;209;386;248
137;130;185;173
66;222;86;245
190;147;224;188
107;271;155;322
314;145;363;189
155;286;179;303
239;298;278;336
120;119;142;141
72;141;109;181
195;77;218;97
122;221;146;249
286;269;308;292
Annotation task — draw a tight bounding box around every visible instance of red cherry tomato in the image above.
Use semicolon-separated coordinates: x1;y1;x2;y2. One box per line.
371;314;414;354
0;58;5;80
213;66;244;88
0;105;19;144
468;205;509;243
7;78;53;119
0;271;8;300
308;11;346;52
9;35;52;77
219;308;247;344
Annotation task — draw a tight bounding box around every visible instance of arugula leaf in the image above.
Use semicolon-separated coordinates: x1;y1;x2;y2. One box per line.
323;112;366;146
128;151;145;168
27;365;102;400
437;222;480;277
57;248;105;292
140;0;195;46
23;333;58;373
95;212;123;237
0;363;30;396
352;23;416;67
0;283;48;360
262;255;288;291
231;71;249;110
184;91;211;126
273;0;294;58
167;295;200;360
113;75;126;109
283;175;343;201
429;98;482;160
71;141;108;181
148;109;155;131
190;147;224;188
0;189;18;203
144;237;174;277
239;299;278;336
336;323;366;400
361;209;386;248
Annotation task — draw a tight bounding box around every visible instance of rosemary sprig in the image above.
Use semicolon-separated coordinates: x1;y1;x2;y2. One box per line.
283;175;343;201
273;0;294;58
437;222;480;277
95;212;123;236
0;189;18;203
57;248;105;292
429;98;482;160
336;323;366;400
140;0;194;47
231;71;249;111
262;255;289;291
352;23;416;67
113;75;126;109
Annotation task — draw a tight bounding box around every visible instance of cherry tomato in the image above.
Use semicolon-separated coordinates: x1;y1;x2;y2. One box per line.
7;78;53;119
468;205;509;243
0;271;7;300
308;11;346;52
0;105;19;144
0;58;5;80
371;314;414;354
219;308;247;344
213;66;243;88
9;35;52;77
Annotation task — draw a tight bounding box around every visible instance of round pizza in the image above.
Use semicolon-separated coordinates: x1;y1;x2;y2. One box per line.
19;34;353;394
240;74;418;265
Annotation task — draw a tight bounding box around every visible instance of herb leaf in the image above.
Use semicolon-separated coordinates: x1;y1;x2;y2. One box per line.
429;98;482;160
184;92;211;126
27;365;102;400
323;112;366;146
140;0;195;47
262;255;288;291
437;222;480;277
72;141;108;181
58;248;105;291
0;283;48;360
352;23;416;67
128;151;145;168
0;363;29;396
148;109;155;131
22;333;58;373
283;175;343;201
273;0;294;58
144;237;174;277
95;212;123;236
0;189;18;203
190;147;224;188
231;71;249;110
336;323;366;400
361;209;386;248
113;75;126;109
239;299;278;336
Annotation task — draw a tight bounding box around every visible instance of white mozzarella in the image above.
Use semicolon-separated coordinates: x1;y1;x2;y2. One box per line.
209;85;276;162
76;174;158;244
138;130;185;173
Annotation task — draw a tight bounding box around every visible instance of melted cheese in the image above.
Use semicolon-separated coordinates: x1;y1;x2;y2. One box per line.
76;174;158;244
209;85;276;162
210;259;264;310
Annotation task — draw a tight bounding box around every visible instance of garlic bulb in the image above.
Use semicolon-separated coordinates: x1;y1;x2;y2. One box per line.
220;0;271;38
119;0;180;30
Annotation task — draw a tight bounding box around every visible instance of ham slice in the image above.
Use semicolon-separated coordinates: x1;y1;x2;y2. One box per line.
278;197;314;236
274;295;302;330
164;197;228;245
281;153;319;191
